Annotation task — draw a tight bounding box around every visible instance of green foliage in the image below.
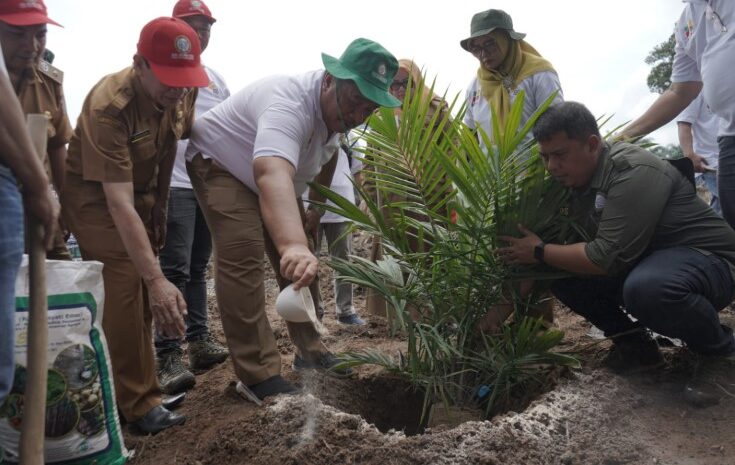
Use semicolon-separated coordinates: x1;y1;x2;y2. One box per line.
311;76;578;419
645;33;676;94
472;318;579;416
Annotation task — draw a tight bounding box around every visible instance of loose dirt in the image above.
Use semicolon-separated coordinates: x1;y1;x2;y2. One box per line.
125;234;735;465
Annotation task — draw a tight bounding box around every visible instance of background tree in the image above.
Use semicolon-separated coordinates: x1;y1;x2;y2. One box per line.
645;33;676;94
650;143;683;159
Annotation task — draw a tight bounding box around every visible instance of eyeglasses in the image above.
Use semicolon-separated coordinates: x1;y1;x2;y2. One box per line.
390;79;409;91
467;39;500;57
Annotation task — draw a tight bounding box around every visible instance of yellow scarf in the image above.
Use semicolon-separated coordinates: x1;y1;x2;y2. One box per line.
477;31;556;129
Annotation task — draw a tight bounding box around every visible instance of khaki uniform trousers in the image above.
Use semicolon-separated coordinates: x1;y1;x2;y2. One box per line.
187;154;326;386
61;175;161;422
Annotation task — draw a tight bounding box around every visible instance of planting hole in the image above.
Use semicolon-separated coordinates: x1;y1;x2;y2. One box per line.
306;369;561;436
307;375;426;435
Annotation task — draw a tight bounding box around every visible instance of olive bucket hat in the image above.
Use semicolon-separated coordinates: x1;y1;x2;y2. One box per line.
322;38;401;108
460;9;526;51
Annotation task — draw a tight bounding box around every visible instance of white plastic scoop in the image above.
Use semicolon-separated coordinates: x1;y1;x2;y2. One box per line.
275;284;318;324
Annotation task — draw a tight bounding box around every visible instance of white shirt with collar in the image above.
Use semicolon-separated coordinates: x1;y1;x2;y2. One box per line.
672;0;735;136
186;69;339;196
676;93;721;171
171;65;230;189
463;70;563;146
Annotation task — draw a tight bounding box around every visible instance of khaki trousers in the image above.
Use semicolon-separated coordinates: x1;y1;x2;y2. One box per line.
61;175;161;422
187;154;326;386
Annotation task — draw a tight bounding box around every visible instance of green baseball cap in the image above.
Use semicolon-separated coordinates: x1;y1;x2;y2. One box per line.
460;9;526;51
322;38;401;108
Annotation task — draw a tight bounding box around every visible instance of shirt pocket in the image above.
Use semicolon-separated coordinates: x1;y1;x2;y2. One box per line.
129;137;158;191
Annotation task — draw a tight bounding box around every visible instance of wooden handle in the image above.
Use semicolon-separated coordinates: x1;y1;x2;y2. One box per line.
19;114;49;465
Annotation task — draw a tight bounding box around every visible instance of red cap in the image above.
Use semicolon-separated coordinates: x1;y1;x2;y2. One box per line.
0;0;61;27
137;17;209;88
172;0;216;23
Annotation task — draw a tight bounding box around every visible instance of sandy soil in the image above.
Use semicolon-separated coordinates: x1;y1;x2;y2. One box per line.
124;234;735;465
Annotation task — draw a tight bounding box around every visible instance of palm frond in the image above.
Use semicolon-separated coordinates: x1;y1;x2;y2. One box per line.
315;71;579;420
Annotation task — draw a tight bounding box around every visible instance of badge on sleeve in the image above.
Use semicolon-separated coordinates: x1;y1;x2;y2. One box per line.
594;193;606;212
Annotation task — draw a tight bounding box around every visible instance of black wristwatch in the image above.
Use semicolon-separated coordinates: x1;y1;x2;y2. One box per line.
533;241;546;264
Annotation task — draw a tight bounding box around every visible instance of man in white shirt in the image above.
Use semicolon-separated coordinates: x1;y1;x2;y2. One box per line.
677;93;722;214
155;0;230;397
186;38;400;403
622;1;735;226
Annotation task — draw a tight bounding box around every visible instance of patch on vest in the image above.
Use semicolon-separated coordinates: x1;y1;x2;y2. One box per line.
594;193;606;211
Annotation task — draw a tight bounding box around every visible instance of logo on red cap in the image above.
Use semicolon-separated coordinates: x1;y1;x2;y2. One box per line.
172;0;215;23
173;35;194;61
190;0;205;13
17;0;43;12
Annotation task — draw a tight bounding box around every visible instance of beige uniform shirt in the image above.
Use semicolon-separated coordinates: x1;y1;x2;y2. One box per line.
64;67;196;241
17;60;73;151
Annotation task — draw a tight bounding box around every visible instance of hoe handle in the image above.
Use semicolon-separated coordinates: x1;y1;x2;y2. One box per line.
19;114;49;465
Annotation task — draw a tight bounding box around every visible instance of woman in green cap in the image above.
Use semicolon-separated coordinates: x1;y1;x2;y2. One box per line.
460;10;560;331
461;8;563;146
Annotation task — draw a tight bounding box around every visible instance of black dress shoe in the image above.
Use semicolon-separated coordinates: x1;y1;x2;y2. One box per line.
161;392;186;410
235;376;299;405
130;406;185;435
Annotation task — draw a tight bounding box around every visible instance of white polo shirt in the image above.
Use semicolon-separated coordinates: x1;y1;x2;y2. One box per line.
463;70;563;145
672;0;735;136
676;93;721;171
171;65;230;189
186;70;339;196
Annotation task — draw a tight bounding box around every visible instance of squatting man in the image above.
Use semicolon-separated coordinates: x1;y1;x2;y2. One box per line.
498;101;735;408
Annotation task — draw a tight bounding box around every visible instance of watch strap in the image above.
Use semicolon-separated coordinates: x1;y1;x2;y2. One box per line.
533;241;546;264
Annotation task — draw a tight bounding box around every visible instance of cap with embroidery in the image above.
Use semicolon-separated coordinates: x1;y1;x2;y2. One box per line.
137;16;208;88
0;0;61;27
172;0;215;23
321;38;400;108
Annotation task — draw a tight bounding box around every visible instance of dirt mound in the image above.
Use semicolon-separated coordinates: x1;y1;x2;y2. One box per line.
177;370;652;465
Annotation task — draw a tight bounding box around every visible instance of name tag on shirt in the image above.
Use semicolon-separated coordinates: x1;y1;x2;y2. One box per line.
129;129;152;144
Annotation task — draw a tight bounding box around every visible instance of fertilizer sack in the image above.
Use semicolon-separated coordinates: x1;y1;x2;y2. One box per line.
0;258;127;464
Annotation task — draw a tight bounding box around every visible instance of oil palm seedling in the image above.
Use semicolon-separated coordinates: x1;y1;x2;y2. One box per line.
311;74;579;421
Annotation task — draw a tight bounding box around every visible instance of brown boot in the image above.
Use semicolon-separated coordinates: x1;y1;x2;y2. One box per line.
157;348;195;395
188;335;229;370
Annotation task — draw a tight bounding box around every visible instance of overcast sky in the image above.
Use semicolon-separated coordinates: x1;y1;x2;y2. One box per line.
48;0;682;145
